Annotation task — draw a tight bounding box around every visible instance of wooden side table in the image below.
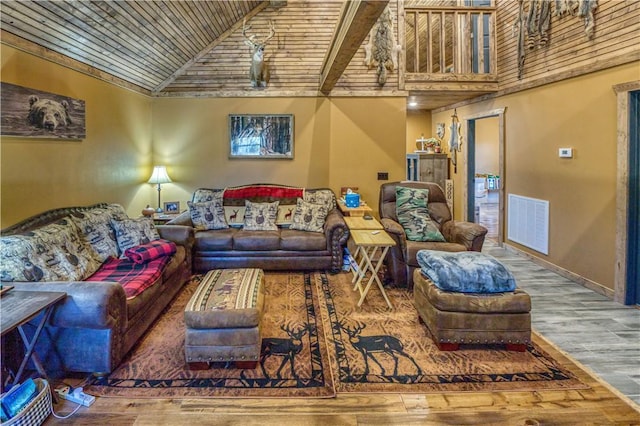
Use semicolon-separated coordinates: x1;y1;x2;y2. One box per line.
344;216;383;230
338;200;373;217
349;230;395;309
1;290;66;390
152;213;180;224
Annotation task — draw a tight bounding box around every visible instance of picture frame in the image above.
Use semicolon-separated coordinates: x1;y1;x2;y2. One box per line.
163;201;180;213
1;82;86;139
229;114;294;159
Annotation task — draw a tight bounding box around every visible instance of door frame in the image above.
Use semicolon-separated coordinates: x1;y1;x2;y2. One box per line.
462;108;506;245
613;81;640;304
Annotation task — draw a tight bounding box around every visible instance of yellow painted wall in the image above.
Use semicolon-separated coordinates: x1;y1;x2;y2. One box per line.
475;117;499;176
406;110;432;154
432;61;640;290
0;45;153;227
151;97;332;207
329;98;406;215
152;96;406;217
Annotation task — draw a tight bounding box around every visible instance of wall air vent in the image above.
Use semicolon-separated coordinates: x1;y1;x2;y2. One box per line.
507;194;549;255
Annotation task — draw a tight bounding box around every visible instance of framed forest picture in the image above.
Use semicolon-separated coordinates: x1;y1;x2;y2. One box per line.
229;114;294;159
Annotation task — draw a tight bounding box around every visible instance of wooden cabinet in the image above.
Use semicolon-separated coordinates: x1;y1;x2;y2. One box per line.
406;153;449;189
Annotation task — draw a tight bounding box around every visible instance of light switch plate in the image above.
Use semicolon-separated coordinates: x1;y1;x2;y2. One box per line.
559;148;573;158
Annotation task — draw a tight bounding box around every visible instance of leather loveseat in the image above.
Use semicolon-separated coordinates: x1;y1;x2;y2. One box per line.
0;203;194;374
167;184;350;273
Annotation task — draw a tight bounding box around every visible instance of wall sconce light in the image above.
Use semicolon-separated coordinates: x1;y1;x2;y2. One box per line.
147;165;172;213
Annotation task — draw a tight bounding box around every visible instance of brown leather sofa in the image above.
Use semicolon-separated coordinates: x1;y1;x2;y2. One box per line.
378;181;488;288
168;184;350;273
1;203;194;374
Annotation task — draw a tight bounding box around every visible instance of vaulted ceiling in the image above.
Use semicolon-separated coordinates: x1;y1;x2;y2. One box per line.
1;0;489;110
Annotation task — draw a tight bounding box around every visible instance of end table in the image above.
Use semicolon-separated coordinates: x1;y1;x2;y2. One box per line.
1;290;66;394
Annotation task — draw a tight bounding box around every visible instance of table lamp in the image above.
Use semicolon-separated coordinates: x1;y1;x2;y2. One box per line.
147;165;172;213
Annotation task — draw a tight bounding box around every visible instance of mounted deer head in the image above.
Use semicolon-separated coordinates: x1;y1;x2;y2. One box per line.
243;19;275;88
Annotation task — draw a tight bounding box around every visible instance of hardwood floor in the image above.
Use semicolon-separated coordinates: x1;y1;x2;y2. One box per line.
47;243;640;425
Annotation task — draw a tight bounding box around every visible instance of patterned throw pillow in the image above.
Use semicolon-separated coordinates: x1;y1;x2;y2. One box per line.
192;188;224;203
243;200;279;231
289;198;329;233
224;206;245;227
417;250;516;293
0;217;102;282
111;217;160;257
396;186;445;242
187;194;228;231
72;205;127;262
304;189;336;211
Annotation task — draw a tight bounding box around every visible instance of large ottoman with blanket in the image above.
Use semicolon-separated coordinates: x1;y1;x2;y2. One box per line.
185;268;265;369
414;250;531;351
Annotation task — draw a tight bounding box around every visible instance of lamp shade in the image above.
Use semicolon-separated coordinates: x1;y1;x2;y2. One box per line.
147;165;172;184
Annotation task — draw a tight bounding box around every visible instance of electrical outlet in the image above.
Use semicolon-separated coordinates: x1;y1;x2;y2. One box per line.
377;172;389;180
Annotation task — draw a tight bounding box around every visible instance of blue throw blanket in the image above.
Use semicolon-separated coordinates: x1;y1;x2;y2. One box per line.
416;250;516;293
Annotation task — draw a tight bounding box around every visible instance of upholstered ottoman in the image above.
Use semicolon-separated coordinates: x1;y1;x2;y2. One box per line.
413;251;531;352
185;268;265;369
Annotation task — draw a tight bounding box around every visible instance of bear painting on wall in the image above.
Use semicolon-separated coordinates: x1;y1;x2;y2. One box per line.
1;82;86;139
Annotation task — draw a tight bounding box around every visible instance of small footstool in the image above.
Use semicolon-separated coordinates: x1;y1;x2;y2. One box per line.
413;251;531;352
185;268;265;369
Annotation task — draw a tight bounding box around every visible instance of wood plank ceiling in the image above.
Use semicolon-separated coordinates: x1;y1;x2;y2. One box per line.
0;0;492;110
0;0;264;93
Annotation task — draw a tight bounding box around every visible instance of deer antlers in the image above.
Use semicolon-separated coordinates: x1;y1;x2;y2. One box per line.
338;320;367;336
280;321;309;338
242;18;275;47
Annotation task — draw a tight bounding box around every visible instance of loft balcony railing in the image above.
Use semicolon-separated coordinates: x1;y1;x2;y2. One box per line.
402;6;497;88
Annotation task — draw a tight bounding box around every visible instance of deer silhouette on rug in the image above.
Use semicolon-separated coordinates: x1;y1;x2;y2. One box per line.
259;322;311;379
339;320;422;378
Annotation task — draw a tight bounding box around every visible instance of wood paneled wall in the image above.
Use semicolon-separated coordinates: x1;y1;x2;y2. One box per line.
495;0;640;92
162;1;404;96
163;2;342;94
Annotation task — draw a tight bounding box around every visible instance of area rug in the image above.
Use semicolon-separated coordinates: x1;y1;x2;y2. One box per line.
86;272;587;398
87;273;335;398
315;272;587;393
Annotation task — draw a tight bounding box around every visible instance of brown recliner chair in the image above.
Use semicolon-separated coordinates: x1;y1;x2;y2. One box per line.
378;181;488;288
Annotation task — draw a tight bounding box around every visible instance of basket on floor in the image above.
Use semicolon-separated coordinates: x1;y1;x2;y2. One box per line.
1;378;51;426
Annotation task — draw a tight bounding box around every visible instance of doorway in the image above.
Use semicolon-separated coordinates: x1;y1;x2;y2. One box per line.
613;82;640;305
627;90;639;305
463;108;506;245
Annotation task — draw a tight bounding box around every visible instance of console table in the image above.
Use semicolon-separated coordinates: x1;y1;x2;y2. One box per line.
1;290;66;388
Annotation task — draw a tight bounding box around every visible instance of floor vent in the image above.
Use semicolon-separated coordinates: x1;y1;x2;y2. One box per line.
507;194;549;255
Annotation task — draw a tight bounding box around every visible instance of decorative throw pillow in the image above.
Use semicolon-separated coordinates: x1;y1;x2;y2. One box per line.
224;206;245;227
417;250;517;293
243;200;279;231
276;204;296;227
111;217;160;257
396;186;445;242
192;188;224;203
0;217;102;282
188;192;228;231
304;189;336;211
289;198;329;233
72;205;126;262
0;235;55;282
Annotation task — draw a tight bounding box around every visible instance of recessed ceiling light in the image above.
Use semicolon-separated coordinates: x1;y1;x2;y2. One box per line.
409;101;418;107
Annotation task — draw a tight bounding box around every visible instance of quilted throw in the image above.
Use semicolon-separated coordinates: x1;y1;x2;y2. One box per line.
86;255;171;299
124;239;177;264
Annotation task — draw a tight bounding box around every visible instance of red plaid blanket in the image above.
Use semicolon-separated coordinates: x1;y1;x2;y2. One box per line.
86;255;171;299
124;239;176;264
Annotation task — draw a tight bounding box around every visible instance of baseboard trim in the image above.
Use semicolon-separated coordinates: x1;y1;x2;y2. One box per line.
502;243;614;299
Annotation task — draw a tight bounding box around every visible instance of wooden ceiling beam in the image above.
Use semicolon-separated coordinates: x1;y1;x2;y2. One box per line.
319;0;389;95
